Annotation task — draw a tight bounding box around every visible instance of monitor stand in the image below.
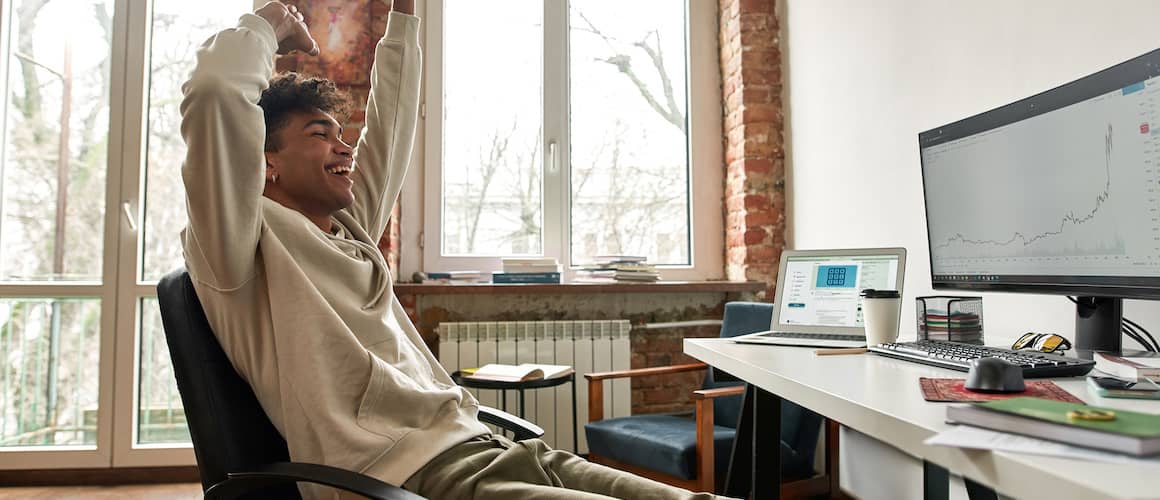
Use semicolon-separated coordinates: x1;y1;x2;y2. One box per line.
1074;296;1123;353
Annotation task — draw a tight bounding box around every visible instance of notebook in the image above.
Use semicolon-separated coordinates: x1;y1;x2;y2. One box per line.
734;248;907;348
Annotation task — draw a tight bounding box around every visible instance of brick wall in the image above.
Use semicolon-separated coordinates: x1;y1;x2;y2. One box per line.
720;0;785;299
279;0;401;276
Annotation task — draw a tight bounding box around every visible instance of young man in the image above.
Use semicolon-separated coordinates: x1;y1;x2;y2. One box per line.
181;1;726;498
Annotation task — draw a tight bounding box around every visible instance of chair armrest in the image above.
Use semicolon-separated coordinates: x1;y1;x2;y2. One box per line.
478;405;545;441
205;462;424;500
691;385;745;400
584;362;707;382
586;363;708;423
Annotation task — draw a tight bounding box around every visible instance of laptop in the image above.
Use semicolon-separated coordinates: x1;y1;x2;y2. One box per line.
734;248;907;348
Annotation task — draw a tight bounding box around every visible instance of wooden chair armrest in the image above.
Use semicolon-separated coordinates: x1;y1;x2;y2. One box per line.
584;363;707;382
587;363;708;424
691;385;745;400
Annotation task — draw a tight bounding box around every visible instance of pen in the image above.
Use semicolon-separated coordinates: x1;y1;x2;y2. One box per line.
814;347;869;356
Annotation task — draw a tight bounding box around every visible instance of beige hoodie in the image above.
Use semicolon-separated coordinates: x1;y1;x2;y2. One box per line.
179;11;489;498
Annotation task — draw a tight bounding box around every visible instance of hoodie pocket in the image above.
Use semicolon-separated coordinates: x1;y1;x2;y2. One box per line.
356;354;405;440
356;352;449;439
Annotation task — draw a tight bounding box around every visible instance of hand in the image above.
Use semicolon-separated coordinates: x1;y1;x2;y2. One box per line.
390;0;415;15
255;1;319;56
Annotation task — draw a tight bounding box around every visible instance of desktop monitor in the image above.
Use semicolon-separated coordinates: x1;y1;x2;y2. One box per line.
918;48;1160;353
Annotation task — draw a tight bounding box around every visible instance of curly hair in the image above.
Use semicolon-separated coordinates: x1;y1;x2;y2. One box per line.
258;72;352;152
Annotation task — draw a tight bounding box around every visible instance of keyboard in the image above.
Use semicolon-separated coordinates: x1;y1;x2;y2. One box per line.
869;340;1095;378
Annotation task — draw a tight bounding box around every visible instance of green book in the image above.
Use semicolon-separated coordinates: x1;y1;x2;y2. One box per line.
946;397;1160;456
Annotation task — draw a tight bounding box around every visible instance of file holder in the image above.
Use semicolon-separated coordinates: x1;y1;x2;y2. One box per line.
916;296;984;345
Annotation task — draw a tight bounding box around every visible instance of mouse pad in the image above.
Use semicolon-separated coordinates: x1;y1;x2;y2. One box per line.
919;377;1084;403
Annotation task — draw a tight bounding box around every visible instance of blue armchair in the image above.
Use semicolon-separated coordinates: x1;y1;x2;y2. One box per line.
584;302;837;495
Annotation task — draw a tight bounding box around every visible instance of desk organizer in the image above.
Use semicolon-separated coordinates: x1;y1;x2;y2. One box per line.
916;296;983;344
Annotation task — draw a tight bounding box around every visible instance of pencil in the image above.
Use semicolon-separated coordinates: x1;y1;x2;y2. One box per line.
813;347;869;356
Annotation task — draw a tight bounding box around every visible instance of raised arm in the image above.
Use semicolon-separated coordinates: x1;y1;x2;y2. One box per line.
180;2;316;290
346;1;422;240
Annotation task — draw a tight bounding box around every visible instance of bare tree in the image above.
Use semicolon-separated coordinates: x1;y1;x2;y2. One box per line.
574;10;686;134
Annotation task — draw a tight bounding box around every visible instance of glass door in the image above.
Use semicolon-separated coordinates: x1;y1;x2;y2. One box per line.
0;0;256;470
111;0;256;467
0;0;122;469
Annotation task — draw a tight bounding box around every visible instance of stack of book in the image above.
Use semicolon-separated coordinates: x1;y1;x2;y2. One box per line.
491;257;562;284
575;255;660;283
422;270;484;284
1093;351;1160;381
945;397;1160;457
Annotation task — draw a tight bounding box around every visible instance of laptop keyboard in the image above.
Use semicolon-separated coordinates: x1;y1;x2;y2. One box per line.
763;331;865;341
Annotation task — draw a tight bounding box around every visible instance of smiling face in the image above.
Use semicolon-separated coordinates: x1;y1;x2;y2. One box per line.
263;108;355;230
257;72;353;232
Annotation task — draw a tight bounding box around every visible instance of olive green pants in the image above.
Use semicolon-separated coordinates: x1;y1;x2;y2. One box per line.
402;434;733;500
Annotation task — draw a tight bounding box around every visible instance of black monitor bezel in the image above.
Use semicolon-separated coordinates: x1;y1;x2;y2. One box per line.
918;47;1160;300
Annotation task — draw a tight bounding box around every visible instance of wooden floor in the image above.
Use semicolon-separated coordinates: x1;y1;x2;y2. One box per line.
0;483;201;499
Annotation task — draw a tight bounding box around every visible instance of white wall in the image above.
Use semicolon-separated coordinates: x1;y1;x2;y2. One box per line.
784;0;1160;348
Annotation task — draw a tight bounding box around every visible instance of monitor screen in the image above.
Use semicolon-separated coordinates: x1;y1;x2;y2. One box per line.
919;48;1160;351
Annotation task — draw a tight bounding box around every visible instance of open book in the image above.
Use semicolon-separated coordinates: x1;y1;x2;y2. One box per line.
463;363;574;382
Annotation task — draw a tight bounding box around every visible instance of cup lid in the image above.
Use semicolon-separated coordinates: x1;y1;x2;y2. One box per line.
861;289;900;298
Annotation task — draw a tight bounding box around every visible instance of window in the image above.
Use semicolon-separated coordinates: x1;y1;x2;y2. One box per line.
418;0;723;279
0;0;253;470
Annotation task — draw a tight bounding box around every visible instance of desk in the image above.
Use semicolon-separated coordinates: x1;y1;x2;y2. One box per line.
452;371;578;453
684;338;1160;500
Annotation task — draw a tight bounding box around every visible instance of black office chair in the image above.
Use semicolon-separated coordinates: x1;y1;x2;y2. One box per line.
158;268;542;499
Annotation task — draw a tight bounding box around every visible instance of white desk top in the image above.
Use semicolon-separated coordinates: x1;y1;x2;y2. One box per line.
684;338;1160;500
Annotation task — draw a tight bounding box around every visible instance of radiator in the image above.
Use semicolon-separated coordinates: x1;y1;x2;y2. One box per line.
438;320;631;454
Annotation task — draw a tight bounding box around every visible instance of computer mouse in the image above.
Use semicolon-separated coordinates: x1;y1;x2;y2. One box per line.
964;357;1026;393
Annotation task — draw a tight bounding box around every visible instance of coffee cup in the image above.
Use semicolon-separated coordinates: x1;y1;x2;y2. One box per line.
861;289;901;347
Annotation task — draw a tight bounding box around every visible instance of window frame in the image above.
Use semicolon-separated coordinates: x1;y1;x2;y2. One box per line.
408;0;723;281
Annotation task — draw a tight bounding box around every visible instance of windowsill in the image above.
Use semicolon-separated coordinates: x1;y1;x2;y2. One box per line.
394;280;766;295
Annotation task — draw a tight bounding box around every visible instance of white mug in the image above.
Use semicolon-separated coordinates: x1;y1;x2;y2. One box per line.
861;289;901;347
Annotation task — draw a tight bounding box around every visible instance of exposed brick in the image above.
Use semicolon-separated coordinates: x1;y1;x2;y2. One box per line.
743;104;781;125
743;227;767;245
745;210;777;228
643;388;682;404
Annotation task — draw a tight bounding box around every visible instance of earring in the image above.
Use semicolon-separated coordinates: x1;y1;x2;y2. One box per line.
271;174;278;184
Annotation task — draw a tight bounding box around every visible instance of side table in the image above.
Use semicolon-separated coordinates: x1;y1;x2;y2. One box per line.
452;370;578;453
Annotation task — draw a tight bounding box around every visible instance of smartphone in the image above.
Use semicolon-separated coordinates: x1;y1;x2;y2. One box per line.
1087;375;1160;399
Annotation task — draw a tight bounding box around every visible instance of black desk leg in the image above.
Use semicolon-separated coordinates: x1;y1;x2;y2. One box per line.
518;389;526;419
723;385;754;498
923;461;949;500
924;460;998;500
753;386;781;500
964;479;999;500
723;384;782;500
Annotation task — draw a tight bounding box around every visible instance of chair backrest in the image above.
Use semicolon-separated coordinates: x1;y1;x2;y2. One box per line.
705;301;824;471
704;302;773;428
157;268;299;498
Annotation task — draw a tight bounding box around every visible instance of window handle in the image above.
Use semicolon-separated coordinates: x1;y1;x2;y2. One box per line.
548;140;558;174
122;201;138;232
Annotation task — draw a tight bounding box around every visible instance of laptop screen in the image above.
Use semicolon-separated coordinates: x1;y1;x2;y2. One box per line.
778;253;902;328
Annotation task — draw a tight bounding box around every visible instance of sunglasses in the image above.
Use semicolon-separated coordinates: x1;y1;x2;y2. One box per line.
1012;332;1072;353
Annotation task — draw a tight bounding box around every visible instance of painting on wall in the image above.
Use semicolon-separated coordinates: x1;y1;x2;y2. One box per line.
298;0;374;85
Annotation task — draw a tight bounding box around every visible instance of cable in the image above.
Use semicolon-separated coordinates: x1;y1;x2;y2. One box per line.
1123;317;1160;352
1118;324;1155;352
